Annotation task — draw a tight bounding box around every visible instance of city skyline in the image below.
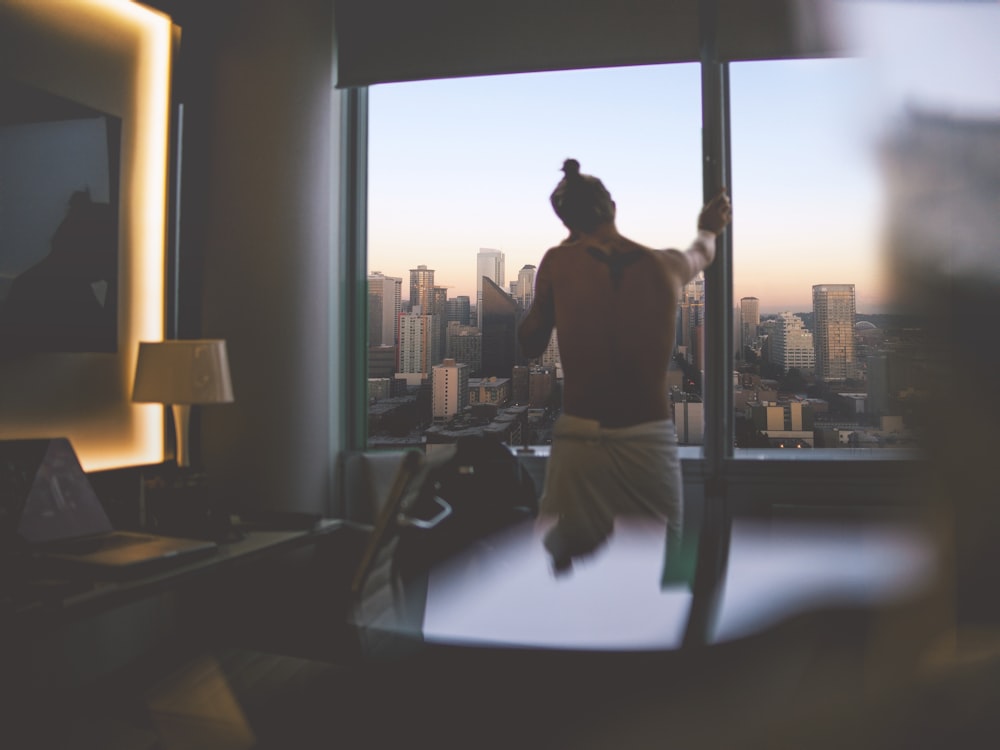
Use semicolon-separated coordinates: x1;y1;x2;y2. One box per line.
372;252;871;317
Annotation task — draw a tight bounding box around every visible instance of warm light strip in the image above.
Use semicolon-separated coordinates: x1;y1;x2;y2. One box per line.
122;0;173;472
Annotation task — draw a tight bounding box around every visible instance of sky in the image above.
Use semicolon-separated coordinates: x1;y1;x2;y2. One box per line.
368;1;1000;315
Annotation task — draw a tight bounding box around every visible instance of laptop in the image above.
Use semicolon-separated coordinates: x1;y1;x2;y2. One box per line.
1;437;217;578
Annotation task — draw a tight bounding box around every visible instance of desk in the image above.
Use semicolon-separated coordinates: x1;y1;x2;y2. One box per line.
4;521;345;693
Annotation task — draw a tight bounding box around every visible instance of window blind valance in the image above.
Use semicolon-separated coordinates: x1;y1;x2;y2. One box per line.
333;0;844;88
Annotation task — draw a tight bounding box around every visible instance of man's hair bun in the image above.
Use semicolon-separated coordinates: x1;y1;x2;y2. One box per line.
561;159;581;178
550;158;614;232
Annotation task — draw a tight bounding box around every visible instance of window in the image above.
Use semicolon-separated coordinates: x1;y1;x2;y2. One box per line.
728;58;916;454
366;64;702;450
359;5;972;466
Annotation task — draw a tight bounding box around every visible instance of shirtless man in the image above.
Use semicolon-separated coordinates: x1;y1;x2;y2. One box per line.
519;158;731;573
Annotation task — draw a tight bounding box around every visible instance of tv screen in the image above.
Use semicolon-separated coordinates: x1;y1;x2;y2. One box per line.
0;78;121;357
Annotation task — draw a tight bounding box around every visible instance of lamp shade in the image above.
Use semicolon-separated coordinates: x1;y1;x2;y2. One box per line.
132;339;234;405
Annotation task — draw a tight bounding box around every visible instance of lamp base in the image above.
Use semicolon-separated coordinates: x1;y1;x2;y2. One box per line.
171;403;192;468
143;469;243;543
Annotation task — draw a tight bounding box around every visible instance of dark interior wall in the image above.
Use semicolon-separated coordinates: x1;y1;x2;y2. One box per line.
168;0;339;514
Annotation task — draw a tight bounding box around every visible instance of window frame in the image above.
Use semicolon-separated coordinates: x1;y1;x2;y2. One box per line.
346;58;925;652
347;68;923;468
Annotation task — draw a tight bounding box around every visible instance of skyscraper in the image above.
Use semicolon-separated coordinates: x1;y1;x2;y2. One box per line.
398;306;438;384
517;264;536;310
446;322;482;375
739;296;760;360
409;265;435;312
678;276;705;369
813;284;856;382
476;248;505;327
431;285;448;366
446;296;471;326
367;272;402;348
480;276;517;378
772;312;815;374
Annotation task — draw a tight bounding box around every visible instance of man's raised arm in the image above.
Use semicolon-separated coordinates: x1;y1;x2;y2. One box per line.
669;188;731;284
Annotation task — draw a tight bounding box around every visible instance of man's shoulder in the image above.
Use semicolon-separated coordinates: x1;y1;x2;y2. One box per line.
539;240;577;264
654;246;693;273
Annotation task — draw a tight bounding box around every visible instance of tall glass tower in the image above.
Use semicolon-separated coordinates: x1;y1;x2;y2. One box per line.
517;264;536;310
812;284;856;382
476;248;505;327
409;265;435;313
480;276;517;378
738;296;760;360
368;272;402;348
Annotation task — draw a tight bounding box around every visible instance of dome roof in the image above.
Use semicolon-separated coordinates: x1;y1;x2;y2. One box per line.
855;321;878;331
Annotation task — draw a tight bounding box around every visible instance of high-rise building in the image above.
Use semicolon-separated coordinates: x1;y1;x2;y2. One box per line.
409;265;435;313
431;285;448;366
398;306;438;380
517;264;536;310
476;248;505;327
368;283;383;349
732;305;742;360
480;276;517;378
678;276;705;369
813;284;856;382
446;322;482;375
446;296;471;326
540;327;560;371
367;272;402;348
739;296;760;360
772;312;815;374
758;317;779;368
432;358;469;421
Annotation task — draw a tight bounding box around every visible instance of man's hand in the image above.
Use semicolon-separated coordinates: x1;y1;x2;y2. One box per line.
697;188;732;234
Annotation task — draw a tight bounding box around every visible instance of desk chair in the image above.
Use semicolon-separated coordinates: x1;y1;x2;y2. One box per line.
343;448;455;659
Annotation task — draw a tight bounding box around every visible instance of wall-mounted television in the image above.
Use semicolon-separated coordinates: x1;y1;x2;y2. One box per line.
0;77;122;357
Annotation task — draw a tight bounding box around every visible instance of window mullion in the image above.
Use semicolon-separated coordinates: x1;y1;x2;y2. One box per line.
684;0;733;648
701;68;733;472
339;86;369;452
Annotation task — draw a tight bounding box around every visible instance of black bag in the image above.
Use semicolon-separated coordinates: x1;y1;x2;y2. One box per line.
394;436;537;580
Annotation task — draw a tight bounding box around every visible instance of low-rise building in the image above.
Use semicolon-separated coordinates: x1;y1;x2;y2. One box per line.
468;376;511;407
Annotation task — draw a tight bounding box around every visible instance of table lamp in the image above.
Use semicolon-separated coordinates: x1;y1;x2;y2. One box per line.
132;339;234;468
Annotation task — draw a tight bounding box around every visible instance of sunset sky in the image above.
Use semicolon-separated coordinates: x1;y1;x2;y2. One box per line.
368;2;1000;315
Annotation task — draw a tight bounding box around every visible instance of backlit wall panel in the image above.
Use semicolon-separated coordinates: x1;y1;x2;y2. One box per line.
0;0;173;470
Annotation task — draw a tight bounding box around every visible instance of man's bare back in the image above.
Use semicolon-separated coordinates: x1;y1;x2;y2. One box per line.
520;188;730;429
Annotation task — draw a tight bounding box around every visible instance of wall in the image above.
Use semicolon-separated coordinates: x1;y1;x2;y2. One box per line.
168;0;341;514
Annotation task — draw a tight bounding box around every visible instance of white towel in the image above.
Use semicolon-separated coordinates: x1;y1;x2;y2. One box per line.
539;414;683;564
